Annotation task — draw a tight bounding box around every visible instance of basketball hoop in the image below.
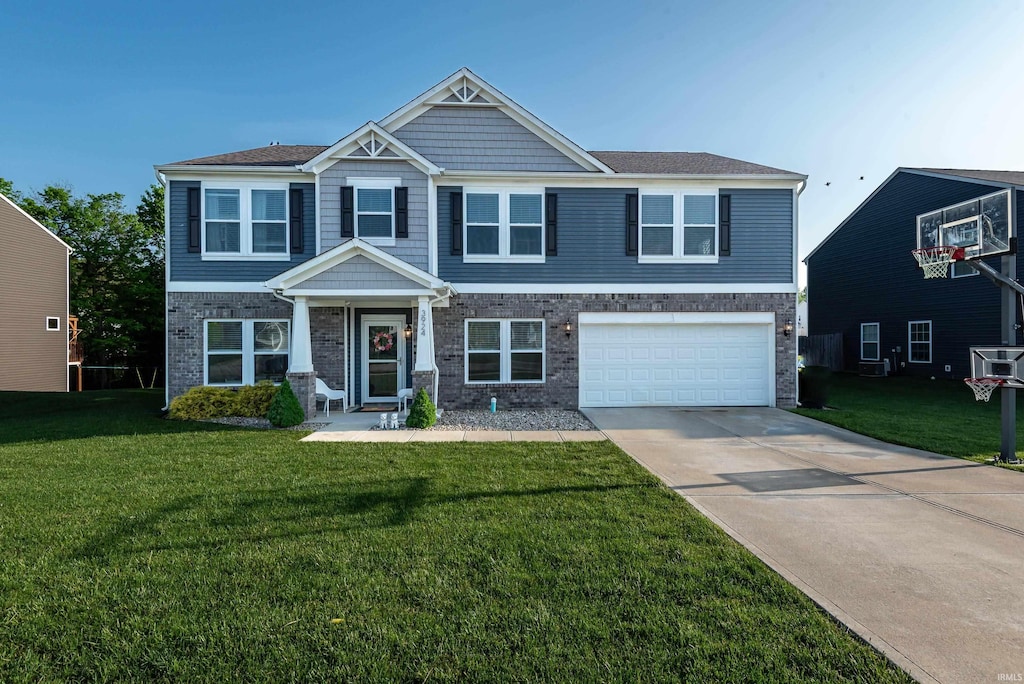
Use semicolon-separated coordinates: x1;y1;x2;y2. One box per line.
965;377;1005;402
912;246;964;279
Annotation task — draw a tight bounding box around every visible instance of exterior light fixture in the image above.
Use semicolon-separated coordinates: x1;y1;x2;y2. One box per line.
783;319;794;337
564;320;572;338
404;323;413;339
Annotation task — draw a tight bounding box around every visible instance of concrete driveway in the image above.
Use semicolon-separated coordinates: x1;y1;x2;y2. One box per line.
583;407;1024;684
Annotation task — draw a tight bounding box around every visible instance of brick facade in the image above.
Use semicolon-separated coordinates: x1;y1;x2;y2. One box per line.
168;291;796;412
432;292;797;410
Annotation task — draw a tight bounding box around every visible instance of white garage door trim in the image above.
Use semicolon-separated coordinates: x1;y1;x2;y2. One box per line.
578;312;776;408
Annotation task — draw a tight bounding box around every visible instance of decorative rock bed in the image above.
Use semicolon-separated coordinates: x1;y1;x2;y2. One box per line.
431;409;596;432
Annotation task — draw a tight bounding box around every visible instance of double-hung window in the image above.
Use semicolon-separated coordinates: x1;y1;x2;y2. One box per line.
639;190;718;262
203;183;288;258
464;189;544;262
860;323;880;361
465;319;545;383
206;320;290;385
348;177;399;245
908;320;931;363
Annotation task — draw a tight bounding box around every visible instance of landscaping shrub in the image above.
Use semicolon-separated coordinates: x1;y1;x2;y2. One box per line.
168;386;238;420
268;379;305;427
234;382;279;418
405;388;437;428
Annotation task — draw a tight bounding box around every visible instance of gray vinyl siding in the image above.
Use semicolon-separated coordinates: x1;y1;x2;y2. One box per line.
392;107;587;172
303;255;422;290
807;171;1021;377
168;181;315;282
437;187;794;283
319;161;428;271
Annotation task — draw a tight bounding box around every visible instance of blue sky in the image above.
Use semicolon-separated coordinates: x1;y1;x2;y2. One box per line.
3;0;1022;285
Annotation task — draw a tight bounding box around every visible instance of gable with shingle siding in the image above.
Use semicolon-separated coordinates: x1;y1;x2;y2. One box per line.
392;106;587;172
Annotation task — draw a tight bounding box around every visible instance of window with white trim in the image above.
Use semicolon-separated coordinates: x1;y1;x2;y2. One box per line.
349;177;399;244
860;322;879;361
203;183;288;259
464;189;544;262
206;320;290;385
639;191;717;262
908;320;931;363
465;319;545;383
45;316;61;331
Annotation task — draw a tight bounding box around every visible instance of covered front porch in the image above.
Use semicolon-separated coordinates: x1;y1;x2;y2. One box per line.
263;239;454;418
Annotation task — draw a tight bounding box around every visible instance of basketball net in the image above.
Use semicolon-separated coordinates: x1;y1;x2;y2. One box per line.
912;246;962;279
964;377;1004;402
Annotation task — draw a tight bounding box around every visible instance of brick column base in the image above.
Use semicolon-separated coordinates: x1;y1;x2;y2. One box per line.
412;370;435;406
287;371;316;420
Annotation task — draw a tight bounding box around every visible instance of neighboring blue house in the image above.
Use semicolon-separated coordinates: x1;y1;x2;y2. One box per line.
157;69;805;416
805;168;1024;378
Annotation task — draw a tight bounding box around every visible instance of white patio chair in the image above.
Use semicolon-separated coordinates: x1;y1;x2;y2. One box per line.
315;378;347;416
398;388;413;415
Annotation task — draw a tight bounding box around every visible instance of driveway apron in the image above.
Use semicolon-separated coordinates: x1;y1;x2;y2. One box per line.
584;407;1024;684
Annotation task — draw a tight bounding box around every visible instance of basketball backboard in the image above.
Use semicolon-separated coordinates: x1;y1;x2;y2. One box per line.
917;189;1014;259
969;347;1024;388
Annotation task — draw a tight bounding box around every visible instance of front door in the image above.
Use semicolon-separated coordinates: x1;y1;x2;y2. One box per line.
361;316;405;404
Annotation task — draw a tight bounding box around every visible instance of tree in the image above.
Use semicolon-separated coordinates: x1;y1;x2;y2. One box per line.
798;287;807;303
2;179;165;367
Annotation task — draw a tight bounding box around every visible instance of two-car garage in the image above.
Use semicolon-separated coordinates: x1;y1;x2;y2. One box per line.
578;312;775;408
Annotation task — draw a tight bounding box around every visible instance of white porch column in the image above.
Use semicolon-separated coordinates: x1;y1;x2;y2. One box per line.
290;296;314;373
414;295;434;372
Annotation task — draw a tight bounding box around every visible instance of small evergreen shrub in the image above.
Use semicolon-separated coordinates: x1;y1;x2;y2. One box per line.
234;382;279;418
268;379;305;427
405;388;437;429
168;386;238;420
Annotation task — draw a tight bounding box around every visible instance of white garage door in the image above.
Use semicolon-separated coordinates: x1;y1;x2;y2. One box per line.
579;314;773;407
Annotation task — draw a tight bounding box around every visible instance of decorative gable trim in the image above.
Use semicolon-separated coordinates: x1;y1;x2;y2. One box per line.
377;68;614;175
301;123;441;176
264;238;449;292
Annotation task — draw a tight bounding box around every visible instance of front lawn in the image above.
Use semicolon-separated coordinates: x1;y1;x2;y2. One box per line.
793;373;1024;467
0;390;908;682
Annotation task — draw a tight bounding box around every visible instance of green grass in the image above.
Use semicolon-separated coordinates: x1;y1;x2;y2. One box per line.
793;373;1024;469
0;391;909;682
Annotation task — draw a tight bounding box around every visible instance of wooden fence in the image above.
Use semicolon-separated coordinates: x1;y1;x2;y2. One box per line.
799;333;844;371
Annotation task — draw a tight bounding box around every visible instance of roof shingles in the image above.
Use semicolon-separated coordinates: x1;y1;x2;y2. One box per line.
164;145;803;176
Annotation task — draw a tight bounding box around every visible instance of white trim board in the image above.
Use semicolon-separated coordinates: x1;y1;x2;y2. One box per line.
453;283;798;294
0;192;73;252
168;282;273;293
578;311;775;325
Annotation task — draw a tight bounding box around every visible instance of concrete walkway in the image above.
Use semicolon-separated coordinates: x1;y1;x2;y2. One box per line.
300;410;606;443
584;407;1024;684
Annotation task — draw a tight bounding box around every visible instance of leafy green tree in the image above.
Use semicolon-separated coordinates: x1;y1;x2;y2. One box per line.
2;179;165;367
798;287;807;303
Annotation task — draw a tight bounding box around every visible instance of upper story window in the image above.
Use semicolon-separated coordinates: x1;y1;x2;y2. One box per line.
345;178;401;246
464;188;544;263
203;183;288;260
639;191;717;263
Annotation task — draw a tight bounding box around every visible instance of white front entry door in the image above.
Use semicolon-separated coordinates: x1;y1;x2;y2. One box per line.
361;316;405;404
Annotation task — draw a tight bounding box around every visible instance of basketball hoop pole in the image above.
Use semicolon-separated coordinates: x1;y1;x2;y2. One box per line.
1000;253;1017;463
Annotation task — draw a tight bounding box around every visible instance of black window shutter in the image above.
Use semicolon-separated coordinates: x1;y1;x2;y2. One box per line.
545;192;558;257
395;186;409;238
340;186;354;238
719;194;731;256
626;192;639;256
289;188;304;253
187;186;201;253
451;191;463;255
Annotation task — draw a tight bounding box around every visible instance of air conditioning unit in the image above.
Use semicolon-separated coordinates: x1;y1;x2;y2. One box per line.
859;361;887;377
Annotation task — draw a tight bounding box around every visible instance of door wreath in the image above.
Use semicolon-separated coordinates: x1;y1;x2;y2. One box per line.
372;330;394;353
